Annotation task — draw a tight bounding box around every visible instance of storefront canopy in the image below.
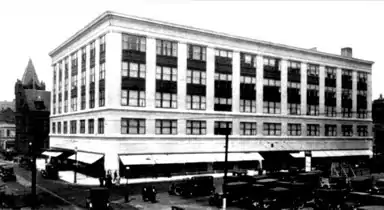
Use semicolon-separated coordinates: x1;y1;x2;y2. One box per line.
41;151;62;157
119;152;264;165
290;150;373;158
68;152;104;164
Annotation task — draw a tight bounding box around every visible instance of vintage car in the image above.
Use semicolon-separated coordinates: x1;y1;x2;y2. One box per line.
85;187;112;210
41;163;59;180
254;178;278;188
141;185;157;203
252;187;297;210
351;176;373;192
209;181;251;208
0;163;16;182
342;191;372;210
369;178;384;195
168;175;215;197
314;188;349;209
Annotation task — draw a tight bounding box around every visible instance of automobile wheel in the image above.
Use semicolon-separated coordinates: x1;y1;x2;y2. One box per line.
174;187;182;196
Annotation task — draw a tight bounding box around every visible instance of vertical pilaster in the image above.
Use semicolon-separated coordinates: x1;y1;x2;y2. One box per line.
281;121;287;136
233;119;240;136
179;119;186;135
336;68;342;118
85;44;90;110
105;32;122;108
319;66;325;116
206;47;215;112
77;50;81;111
256;55;264;114
60;61;65;115
301;63;307;115
95;38;100;109
68;54;72;114
232;51;240;113
147;119;155;135
177;42;187;111
207;119;215;136
367;73;372;119
281;59;288;115
352;71;358;118
146;37;156;109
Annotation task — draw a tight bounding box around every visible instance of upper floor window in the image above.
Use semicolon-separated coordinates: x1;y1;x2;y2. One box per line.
214;121;232;135
71;52;78;70
307;105;319;116
121;90;145;107
186;95;206;110
325;67;336;79
358;72;367;82
325;106;337;117
357;125;368;137
325;124;337;136
156;92;177;108
80;120;85;134
88;119;94;134
98;118;104;134
100;35;106;54
100;63;105;80
215;72;232;82
215;49;232;58
122;34;146;52
240;122;257;135
186;120;206;135
81;47;86;66
307;64;319;77
70;120;77;134
156;66;177;81
52;122;56;134
187;70;206;85
155;119;177;135
156;40;177;57
263;57;280;70
240;76;256;84
64;57;69;78
288;61;301;73
307;124;320;136
263;79;281;87
81;71;86;86
90;41;95;59
122;62;146;78
187;44;206;61
63;121;68;134
342;69;352;76
90;67;95;83
263;123;281;136
121;118;145;134
240;99;256;113
288;103;301;115
71;75;77;88
288;123;301;136
241;53;257;67
342;125;353;136
263;102;281;114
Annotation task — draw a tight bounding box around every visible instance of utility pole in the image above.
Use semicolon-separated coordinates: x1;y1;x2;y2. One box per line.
74;146;78;184
29;140;37;209
222;123;230;210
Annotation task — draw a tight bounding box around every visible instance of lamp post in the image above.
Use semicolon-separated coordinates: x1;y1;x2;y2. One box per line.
221;123;231;210
29;141;37;209
74;146;78;184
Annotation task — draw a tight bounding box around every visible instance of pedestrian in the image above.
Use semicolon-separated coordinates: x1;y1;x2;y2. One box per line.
99;176;104;187
113;170;118;182
106;171;112;188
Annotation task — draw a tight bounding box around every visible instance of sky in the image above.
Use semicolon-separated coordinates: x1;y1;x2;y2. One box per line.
0;0;383;101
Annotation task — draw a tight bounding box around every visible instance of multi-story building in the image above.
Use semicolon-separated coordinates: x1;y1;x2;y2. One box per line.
373;94;384;155
14;59;50;154
49;11;374;177
0;108;16;151
0;100;15;112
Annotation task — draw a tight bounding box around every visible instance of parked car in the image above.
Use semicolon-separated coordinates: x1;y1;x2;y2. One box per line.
314;188;349;209
209;181;251;208
85;187;112;210
253;187;297;210
0;164;16;182
41;163;59;180
142;185;157;203
369;178;384;195
351;176;373;192
169;175;215;197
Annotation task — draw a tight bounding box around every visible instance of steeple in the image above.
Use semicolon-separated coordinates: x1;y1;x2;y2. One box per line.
21;58;40;89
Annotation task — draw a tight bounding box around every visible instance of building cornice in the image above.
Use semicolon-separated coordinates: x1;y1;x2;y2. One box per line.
49;11;374;67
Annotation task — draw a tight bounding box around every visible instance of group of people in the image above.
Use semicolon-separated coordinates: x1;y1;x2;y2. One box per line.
99;170;121;188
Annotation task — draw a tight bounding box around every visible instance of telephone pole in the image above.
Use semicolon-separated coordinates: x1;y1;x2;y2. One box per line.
221;123;231;210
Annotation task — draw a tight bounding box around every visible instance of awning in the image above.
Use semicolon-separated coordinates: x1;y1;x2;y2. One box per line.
119;152;264;165
290;150;373;158
41;151;62;157
68;152;104;164
119;155;156;165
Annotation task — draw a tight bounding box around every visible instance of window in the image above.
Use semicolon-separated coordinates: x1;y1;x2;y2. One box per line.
71;97;77;111
187;44;206;61
263;79;281;87
187;70;206;85
52;122;56;134
240;99;256;113
121;90;145;107
57;122;61;134
63;121;68;134
240;122;257;135
215;97;232;106
122;62;146;78
342;125;353;136
100;63;105;80
215;49;232;58
99;35;105;56
155;120;177;134
156;66;177;81
90;67;95;83
58;101;62;114
122;34;146;52
263;57;280;70
342;107;353;118
263;123;281;136
88;119;94;134
357;125;368;137
263;102;281;114
241;53;257;67
156;92;177;108
307;124;320;136
156;39;177;56
89;91;95;109
325;124;337;136
81;95;86;110
99;89;105;107
121;118;145;134
186;120;206;135
90;41;95;64
186;95;206;110
325;106;337;117
325;67;336;79
98;118;104;134
288;61;301;70
81;71;86;86
71;75;77;89
357;109;367;119
240;75;256;85
80;120;85;134
288;103;301;115
307;64;319;76
53;103;56;114
81;47;86;70
214;121;232;135
215;73;232;81
70;120;77;134
288;124;301;136
71;52;78;70
307;105;319;116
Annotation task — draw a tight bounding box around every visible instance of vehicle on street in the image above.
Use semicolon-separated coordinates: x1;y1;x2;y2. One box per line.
314;188;349;209
351;176;373;192
41;163;59;179
356;205;384;210
141;185;157;203
168;175;215;197
209;181;251;208
0;163;16;182
85;187;112;210
251;187;297;209
369;178;384;195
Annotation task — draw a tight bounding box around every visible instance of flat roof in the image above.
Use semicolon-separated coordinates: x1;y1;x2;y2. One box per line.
49;11;374;65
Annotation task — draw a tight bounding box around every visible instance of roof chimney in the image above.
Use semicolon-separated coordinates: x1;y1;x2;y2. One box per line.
341;47;353;58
